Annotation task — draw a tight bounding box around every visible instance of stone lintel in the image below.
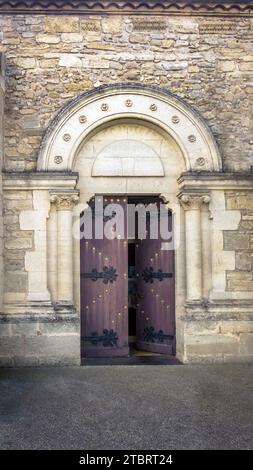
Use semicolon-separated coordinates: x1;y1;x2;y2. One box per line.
3;172;79;191
178;172;253;191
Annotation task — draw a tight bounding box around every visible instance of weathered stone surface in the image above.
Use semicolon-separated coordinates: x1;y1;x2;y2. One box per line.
227;272;253;291
61;33;83;43
14;57;36;69
240;334;253;354
186;335;239;356
226;193;253;210
59;54;82;67
235;252;252;271
4;272;28;292
45;16;79;33
1;12;253;366
224;232;250;251
101;17;122;34
36;34;60;44
0;13;252;173
4;238;32;250
218;61;236;72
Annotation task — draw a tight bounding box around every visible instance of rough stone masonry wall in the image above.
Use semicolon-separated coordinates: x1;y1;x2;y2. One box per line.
225;191;253;292
0;14;252;173
3;190;33;304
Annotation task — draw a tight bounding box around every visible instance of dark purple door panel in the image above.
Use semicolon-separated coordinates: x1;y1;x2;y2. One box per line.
135;205;175;354
81;197;129;357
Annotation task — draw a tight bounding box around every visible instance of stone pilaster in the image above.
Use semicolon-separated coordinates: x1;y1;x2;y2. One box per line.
179;193;211;301
50;191;79;304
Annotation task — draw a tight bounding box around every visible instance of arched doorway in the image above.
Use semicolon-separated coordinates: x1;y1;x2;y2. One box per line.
37;84;221;363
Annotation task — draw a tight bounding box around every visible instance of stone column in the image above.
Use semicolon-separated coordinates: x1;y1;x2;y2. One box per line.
47;203;58;302
201;203;212;298
50;191;79;304
179;193;210;301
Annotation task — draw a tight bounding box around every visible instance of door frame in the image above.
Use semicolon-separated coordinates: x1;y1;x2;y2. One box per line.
79;193;177;360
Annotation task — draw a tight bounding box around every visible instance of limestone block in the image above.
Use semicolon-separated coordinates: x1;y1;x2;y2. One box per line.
227;271;253;291
240;334;253;354
14;57;36;69
4;198;33;213
0;336;25;356
59;54;82;67
5;258;24;271
239;62;253;71
65;81;93;91
5;237;33;250
186;334;239;356
61;33;83;43
0;323;12;336
25;335;79;356
101;17;122;34
235;252;252;271
220;322;253;335
160;62;188;71
82;59;110;69
3;292;26;304
218;61;236;72
36;34;60;44
226;193;253;210
45;16;79;33
224;231;250;251
4;272;27;293
39;59;58;69
19;114;41;129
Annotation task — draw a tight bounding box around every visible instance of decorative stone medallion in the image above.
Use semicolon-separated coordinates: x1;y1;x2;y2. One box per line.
63;133;71;142
79;115;87;124
172;115;180;124
150;103;157;112
54;155;63;165
125;99;133;107
188;134;196;143
101;103;109;111
196;157;205;166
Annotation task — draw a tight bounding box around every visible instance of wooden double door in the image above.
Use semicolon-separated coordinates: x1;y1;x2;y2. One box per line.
80;196;175;358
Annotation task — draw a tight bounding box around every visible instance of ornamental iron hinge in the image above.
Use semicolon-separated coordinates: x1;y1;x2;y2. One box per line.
81;266;118;284
81;329;118;347
143;326;174;343
142;267;173;283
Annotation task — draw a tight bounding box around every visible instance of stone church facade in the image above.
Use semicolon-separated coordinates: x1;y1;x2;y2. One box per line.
0;0;253;365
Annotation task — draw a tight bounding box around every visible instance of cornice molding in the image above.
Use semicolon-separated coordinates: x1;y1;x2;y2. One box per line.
0;1;252;16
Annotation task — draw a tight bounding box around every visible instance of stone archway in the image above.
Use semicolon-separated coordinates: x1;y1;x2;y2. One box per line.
38;84;222;173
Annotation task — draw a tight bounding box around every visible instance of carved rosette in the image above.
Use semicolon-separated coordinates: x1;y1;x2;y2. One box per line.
178;193;211;211
50;191;80;211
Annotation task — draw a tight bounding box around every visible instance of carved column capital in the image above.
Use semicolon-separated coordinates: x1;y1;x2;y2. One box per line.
49;191;80;211
178;193;211;211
